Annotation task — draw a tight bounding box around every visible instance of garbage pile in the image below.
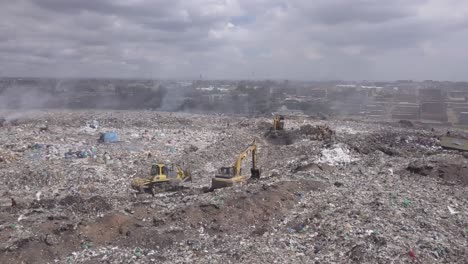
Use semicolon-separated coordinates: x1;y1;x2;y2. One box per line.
0;111;466;264
298;124;335;141
317;144;357;165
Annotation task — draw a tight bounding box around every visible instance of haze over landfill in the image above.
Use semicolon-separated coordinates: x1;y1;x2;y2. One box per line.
1;1;468;264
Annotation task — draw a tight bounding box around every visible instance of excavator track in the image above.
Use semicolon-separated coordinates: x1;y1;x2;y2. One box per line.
153;181;171;193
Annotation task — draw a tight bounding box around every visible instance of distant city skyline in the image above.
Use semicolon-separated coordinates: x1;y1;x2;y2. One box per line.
1;1;468;81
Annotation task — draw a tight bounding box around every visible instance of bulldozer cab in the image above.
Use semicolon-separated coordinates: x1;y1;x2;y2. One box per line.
150;163;179;178
273;115;285;130
150;164;162;176
215;166;239;179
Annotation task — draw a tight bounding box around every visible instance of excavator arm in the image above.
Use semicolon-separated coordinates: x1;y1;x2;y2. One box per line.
233;140;257;177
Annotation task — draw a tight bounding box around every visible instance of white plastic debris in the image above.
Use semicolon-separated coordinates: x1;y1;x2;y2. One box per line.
18;214;26;222
448;206;459;215
318;144;357;165
36;191;42;201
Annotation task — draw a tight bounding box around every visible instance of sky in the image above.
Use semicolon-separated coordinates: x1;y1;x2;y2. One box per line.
1;0;468;80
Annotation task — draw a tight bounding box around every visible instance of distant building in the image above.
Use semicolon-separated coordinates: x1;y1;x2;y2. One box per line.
420;102;448;122
458;112;468;125
392;103;420;120
419;88;444;101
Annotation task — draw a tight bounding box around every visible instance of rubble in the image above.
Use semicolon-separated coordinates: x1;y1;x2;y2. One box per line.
298;124;335;141
0;110;467;263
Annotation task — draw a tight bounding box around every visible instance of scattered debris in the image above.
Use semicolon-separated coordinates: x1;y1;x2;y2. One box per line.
318;144;356;165
35;191;42;201
86;120;99;129
448;206;459;215
0;111;466;263
402;198;412;207
408;249;417;262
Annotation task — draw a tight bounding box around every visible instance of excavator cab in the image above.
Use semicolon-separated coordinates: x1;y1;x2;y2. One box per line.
215;166;239;179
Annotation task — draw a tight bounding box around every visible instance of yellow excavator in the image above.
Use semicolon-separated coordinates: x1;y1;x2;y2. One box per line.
272;114;285;131
211;140;261;189
131;163;191;196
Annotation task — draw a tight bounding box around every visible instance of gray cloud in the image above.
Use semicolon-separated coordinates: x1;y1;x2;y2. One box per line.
1;0;468;80
297;0;417;25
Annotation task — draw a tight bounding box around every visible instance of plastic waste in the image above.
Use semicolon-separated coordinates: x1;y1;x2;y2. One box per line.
296;223;306;233
81;241;94;250
134;247;142;257
88;120;99;129
402;198;411;207
408;249;416;261
447;206;459;215
100;132;119;143
18;214;26;221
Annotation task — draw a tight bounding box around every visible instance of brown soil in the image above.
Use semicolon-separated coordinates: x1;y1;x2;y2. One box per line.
0;180;326;264
263;130;294;145
407;160;468;186
169;180;326;234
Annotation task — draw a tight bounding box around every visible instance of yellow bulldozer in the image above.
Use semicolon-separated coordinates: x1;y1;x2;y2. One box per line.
211;139;261;190
272;114;285;131
131;163;191;196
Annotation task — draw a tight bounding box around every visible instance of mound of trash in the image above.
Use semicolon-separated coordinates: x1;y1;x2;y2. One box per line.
318;144;357;165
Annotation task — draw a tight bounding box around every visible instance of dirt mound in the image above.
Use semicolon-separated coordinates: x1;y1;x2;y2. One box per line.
407;160;468;185
398;120;414;128
80;213;135;245
263;130;294;145
59;195;112;213
170;180;326;234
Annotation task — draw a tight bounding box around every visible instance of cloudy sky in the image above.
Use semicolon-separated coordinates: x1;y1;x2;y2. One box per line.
1;0;468;80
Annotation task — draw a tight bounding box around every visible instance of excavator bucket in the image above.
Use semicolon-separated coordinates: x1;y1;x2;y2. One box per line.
250;168;261;180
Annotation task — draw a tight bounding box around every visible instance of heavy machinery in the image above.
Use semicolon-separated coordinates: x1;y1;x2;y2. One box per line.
272;114;285;131
264;114;292;145
211;140;261;189
131;163;191;195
